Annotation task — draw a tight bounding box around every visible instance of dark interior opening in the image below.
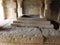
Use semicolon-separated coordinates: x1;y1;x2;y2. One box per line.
49;0;60;29
50;20;60;30
50;0;60;20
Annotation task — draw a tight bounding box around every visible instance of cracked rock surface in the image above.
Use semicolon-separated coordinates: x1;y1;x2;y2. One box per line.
0;27;60;37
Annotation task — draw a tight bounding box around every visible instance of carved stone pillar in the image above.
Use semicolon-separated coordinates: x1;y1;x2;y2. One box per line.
17;0;23;18
2;0;16;19
44;0;51;19
2;0;7;19
40;0;44;18
0;0;4;20
11;0;16;19
58;10;60;21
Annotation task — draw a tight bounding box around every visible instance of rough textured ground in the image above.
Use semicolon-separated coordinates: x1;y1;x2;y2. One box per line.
0;27;60;45
0;27;60;37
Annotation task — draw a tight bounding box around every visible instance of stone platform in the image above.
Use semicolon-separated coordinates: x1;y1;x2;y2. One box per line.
0;18;60;45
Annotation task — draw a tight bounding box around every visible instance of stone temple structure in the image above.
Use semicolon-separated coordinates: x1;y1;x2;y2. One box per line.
0;0;60;45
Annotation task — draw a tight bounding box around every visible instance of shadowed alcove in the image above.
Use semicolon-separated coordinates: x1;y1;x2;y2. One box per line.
22;0;40;15
21;0;46;18
50;0;60;20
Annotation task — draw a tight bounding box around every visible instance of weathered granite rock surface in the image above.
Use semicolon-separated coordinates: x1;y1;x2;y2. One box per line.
0;27;60;37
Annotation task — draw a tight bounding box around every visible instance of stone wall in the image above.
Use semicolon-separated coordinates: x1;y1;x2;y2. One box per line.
22;0;40;15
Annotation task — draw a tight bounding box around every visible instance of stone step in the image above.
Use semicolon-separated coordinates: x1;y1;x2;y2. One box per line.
0;35;43;44
0;43;59;45
17;18;47;21
11;23;54;28
0;36;60;45
44;36;60;44
13;20;51;25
